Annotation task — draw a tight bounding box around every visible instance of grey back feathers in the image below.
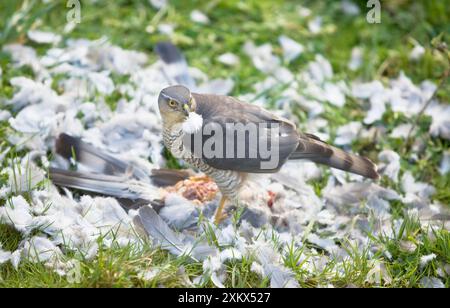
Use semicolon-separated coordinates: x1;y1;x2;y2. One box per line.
184;93;379;179
186;93;300;173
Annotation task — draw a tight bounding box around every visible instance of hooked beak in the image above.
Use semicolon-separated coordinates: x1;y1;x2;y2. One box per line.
183;103;191;115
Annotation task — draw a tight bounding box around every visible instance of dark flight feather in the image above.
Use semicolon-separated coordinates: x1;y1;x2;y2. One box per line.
155;42;195;88
51;134;190;208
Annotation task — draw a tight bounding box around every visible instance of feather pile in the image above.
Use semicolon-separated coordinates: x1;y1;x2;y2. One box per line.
0;13;448;288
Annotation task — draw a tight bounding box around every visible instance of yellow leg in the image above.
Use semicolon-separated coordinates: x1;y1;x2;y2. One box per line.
214;196;228;225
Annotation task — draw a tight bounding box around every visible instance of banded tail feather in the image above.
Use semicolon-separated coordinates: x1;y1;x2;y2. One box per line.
290;134;379;179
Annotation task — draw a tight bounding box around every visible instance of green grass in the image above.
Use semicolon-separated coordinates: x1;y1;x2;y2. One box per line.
0;0;449;287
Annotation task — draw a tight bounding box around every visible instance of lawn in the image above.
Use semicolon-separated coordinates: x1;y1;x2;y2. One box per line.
0;0;449;288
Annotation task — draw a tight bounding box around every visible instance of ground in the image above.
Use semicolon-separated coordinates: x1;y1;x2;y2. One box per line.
0;0;449;287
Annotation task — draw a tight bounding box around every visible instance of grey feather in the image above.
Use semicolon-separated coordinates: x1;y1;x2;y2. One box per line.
49;168;160;201
190;243;218;262
135;206;216;262
55;133;149;181
155;42;195;88
266;264;299;288
134;206;198;261
54;133;189;187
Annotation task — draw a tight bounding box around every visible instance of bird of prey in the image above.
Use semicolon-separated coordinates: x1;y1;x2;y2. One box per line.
158;85;379;224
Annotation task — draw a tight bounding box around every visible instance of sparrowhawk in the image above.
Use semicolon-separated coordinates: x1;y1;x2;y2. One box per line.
158;85;379;224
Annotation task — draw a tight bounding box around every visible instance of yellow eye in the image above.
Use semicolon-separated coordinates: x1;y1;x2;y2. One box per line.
168;100;177;108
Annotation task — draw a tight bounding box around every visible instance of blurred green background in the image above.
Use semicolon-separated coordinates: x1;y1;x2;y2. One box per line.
0;0;449;94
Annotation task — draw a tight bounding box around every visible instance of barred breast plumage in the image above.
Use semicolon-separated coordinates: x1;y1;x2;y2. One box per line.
162;124;243;201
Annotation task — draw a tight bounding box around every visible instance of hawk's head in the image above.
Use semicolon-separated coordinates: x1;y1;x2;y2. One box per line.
158;85;196;126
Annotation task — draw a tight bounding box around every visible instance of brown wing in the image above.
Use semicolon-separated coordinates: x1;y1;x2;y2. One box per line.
186;93;299;173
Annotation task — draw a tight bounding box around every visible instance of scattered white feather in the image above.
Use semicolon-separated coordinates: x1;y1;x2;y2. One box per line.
7;77;64;110
324;182;400;207
348;47;363;71
401;172;435;203
410;44;425;61
158;23;175;36
182;112;203;134
366;260;391;285
307;54;333;83
439;152;450;175
139;268;161;281
197;78;234;95
10;249;22;269
390;123;414;139
0;110;11;121
79;195;131;231
341;0;360;15
27;30;61;44
307;233;339;254
250;262;265;276
0;247;11;265
366;195;391;219
190;10;210;24
420;254;436;268
420;277;445;288
266;264;299;288
279;35;304;62
9;103;56;135
88;71;114;95
22;236;61;263
219;248;242;262
243;41;280;74
297;6;311;18
160;193;198;230
425;103;450;140
0;196;33;233
364;93;387;124
93;42;148;75
308;17;322;34
203;255;224;279
149;0;167;9
323;82;346;107
378;150;401;182
3;44;42;73
399;241;417;253
217;52;239;66
334;121;362;145
352;80;384;99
